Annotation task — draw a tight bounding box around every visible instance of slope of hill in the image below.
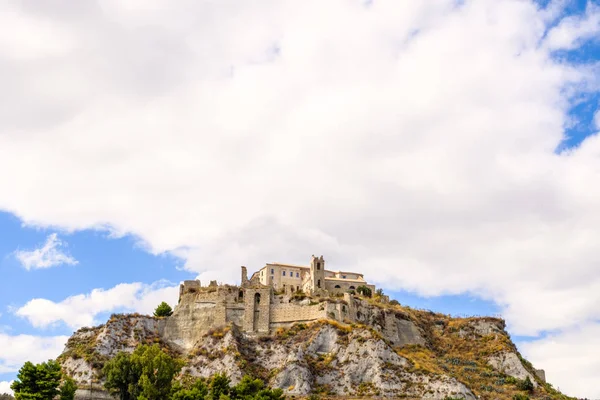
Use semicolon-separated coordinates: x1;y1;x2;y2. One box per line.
57;295;574;399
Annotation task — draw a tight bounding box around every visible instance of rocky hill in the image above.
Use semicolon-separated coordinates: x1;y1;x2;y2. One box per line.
57;295;573;400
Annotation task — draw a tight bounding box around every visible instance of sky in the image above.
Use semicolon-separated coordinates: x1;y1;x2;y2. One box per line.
0;0;599;397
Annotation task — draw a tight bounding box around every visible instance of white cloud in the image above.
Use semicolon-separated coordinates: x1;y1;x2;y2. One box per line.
14;233;78;271
15;281;179;329
0;381;13;395
0;333;68;375
520;322;600;398
543;2;600;51
0;0;599;397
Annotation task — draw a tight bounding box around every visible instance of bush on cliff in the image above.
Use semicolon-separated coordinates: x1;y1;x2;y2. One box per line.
154;302;174;317
356;286;372;298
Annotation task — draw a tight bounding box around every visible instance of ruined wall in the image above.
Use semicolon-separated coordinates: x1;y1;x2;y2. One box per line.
164;293;227;350
270;303;326;323
226;305;245;326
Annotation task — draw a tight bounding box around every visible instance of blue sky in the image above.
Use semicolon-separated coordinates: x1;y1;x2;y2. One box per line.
1;0;600;397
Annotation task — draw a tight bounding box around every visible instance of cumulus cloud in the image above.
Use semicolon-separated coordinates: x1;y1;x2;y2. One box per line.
0;333;68;374
15;281;179;329
14;233;78;270
1;0;600;396
0;381;13;395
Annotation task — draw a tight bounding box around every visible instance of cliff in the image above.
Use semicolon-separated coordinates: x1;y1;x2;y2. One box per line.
57;294;572;400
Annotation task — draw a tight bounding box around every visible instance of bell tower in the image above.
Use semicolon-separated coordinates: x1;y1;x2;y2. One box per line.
309;255;325;293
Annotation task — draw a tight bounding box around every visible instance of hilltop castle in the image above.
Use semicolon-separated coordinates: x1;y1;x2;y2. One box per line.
174;255;380;338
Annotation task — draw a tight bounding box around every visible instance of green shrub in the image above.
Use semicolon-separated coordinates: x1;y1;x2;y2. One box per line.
356;286;372;297
516;376;534;392
154;302;173;317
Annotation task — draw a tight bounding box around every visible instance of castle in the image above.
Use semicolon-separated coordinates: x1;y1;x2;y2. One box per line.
175;255;379;336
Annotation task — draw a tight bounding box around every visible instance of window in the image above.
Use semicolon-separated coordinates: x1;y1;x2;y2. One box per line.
317;279;321;288
334;285;341;289
342;275;346;279
349;286;355;290
296;272;299;278
317;263;320;270
297;286;300;291
283;271;286;276
271;268;274;274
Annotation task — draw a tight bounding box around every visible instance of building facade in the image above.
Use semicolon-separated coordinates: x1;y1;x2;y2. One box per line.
251;255;375;295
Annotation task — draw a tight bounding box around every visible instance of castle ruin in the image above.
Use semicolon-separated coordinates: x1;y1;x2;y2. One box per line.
174;255;379;336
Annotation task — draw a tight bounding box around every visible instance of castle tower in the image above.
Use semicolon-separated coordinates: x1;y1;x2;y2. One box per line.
241;266;248;285
309;255;325;293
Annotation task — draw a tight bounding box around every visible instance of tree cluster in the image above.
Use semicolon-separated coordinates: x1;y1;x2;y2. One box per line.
171;374;284;400
10;360;76;400
103;344;285;400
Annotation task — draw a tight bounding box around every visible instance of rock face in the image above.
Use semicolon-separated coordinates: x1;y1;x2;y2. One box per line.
58;299;559;399
487;352;538;387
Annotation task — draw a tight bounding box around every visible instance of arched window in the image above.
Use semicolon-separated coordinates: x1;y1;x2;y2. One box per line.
239;290;244;300
349;286;356;290
334;285;341;289
317;279;321;288
316;263;320;270
254;293;261;305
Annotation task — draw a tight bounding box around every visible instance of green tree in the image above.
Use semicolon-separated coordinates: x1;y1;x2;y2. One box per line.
133;345;183;400
103;352;139;400
356;286;372;298
103;344;182;400
207;373;231;400
59;377;77;400
231;376;285;400
170;378;209;400
154;302;173;317
11;360;62;400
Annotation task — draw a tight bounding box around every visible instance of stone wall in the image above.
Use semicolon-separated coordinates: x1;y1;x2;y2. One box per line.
164;294;227;350
270;303;326;323
226;305;245;326
243;287;271;333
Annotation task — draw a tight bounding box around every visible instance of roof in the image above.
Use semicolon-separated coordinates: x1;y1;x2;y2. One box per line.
325;276;366;283
259;263;365;279
265;262;310;269
334;271;364;276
